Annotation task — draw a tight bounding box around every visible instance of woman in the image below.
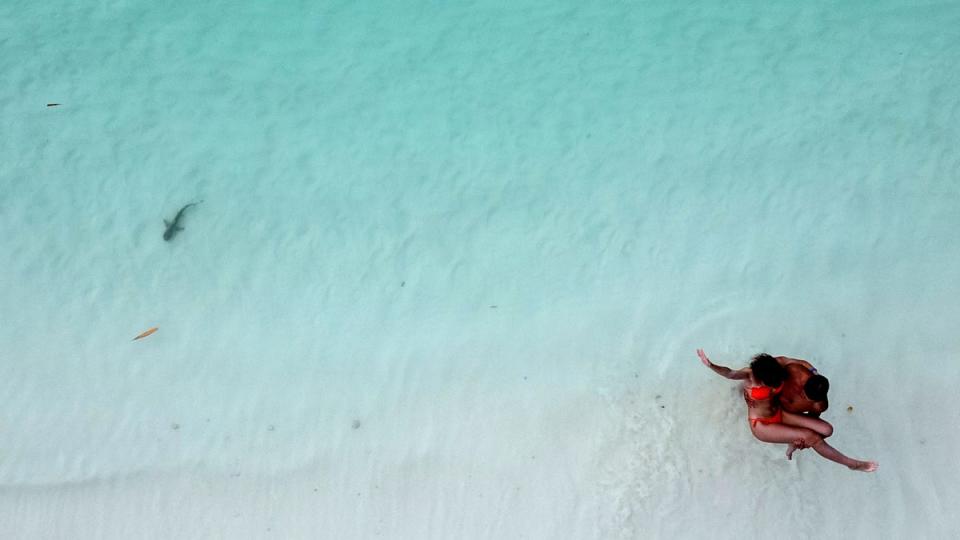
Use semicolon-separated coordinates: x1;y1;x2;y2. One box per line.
698;349;877;472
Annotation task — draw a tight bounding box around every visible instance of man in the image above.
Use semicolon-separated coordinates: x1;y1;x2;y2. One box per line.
775;356;830;418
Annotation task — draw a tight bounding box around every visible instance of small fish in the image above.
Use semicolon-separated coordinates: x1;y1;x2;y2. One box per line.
47;103;61;107
163;200;202;241
133;327;158;341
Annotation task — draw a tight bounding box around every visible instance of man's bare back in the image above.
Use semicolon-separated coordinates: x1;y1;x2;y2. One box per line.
776;356;828;416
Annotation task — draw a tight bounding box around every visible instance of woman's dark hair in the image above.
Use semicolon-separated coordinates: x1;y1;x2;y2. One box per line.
804;374;830;401
750;353;785;387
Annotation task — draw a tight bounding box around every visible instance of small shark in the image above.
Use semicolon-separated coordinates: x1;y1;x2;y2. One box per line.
163;201;202;241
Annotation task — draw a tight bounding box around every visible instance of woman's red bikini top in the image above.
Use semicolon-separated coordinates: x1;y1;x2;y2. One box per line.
749;382;784;400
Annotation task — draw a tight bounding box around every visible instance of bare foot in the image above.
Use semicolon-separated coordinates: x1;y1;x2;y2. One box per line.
786;439;807;460
849;460;879;472
786;444;798;460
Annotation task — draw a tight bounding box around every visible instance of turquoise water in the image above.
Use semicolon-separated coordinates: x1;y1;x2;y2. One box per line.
2;1;959;537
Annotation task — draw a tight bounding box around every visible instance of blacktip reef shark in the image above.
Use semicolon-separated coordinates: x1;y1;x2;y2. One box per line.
163;200;202;241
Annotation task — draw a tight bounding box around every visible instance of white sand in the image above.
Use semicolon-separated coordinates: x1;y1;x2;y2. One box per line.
2;1;959;538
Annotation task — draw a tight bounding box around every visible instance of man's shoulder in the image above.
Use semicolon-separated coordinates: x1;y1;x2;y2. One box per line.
778;356;814;369
785;362;811;377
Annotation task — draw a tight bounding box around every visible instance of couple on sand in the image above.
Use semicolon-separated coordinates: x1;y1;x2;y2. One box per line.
698;349;878;472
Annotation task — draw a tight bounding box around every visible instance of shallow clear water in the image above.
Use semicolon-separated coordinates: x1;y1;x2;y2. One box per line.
2;1;959;538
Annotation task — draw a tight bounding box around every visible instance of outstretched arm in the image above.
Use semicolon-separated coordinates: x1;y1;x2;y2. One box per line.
698;349;750;380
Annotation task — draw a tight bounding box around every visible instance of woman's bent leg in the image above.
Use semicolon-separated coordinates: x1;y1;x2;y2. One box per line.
751;422;878;472
751;422;822;447
781;410;834;438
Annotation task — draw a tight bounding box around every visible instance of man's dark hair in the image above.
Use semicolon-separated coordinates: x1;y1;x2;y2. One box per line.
804;374;830;401
750;353;785;387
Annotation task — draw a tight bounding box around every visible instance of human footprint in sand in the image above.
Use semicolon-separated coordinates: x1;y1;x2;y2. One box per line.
698;349;878;472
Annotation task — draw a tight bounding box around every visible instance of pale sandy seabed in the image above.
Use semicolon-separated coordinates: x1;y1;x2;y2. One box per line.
1;1;959;538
